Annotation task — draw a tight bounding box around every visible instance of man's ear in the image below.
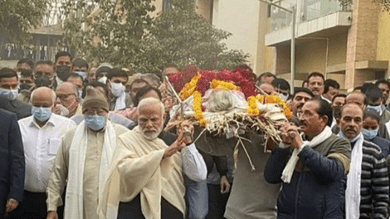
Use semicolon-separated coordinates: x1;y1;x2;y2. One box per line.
321;115;329;126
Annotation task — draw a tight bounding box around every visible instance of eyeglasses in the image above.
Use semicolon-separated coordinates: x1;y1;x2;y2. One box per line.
56;93;76;100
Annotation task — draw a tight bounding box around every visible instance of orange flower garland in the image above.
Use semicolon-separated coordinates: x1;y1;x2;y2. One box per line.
247;96;260;115
246;94;293;119
193;91;207;125
180;74;202;100
211;79;240;91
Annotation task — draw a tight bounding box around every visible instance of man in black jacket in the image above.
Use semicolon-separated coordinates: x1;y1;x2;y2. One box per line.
264;98;351;219
0;109;25;218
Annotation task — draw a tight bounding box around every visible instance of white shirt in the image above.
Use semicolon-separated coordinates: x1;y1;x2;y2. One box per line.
18;114;76;192
181;144;207;182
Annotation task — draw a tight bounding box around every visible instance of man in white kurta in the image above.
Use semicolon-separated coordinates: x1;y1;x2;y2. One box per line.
46;87;129;219
98;98;207;219
12;87;76;219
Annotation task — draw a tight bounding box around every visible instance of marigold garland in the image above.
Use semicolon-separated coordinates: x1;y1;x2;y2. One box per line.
180;74;201;100
246;94;293;119
247;96;260;115
211;79;240;91
193;91;207;125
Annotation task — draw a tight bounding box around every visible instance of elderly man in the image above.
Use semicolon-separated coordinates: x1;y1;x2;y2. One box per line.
53;82;82;118
46;87;129;219
338;103;389;218
67;73;84;98
99;98;207;219
13;87;76;219
0;68;32;119
17;60;56;104
307;72;325;96
264;99;351;219
0;109;25;218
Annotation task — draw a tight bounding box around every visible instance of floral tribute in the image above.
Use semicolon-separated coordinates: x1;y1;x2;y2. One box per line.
168;68;292;126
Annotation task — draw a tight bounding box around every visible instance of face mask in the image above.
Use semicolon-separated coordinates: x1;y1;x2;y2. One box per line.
34;75;53;88
85;115;107;131
367;105;383;115
0;89;18;100
31;106;52;122
20;83;32;91
75;71;87;80
78;89;83;99
98;76;107;84
111;82;125;97
362;128;378;140
56;65;71;81
279;93;289;101
58;104;69;117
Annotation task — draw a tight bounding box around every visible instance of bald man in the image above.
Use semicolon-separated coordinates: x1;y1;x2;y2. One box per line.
11;87;76;219
54;82;82;118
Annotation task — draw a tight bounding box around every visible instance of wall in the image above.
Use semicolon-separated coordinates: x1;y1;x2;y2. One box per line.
376;10;390;77
212;0;260;69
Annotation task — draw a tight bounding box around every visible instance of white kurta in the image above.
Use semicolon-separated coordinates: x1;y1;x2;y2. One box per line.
46;124;128;219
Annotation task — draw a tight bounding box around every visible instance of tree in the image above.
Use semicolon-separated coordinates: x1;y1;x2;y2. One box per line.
0;0;49;44
62;0;155;68
62;0;248;72
138;0;248;72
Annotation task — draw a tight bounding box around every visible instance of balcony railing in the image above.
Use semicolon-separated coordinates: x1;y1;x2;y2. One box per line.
268;0;351;33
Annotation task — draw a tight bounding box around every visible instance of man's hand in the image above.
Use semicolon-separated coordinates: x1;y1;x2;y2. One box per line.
164;137;186;159
47;211;58;219
279;122;303;149
177;121;194;145
220;175;231;194
5;198;18;213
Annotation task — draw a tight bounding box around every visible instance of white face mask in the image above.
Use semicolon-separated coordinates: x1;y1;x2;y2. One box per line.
98;76;108;84
58;104;69;117
78;89;83;99
111;82;125;97
279;93;289;101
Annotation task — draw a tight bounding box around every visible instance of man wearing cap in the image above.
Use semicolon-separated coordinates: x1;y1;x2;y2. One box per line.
46;87;129;219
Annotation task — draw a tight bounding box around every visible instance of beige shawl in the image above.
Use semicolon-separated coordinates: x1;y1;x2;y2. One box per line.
98;126;186;219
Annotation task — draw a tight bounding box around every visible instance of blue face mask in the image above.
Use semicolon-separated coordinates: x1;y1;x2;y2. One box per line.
85;115;107;131
367;105;383;115
362;128;378;140
75;71;87;80
0;89;18;100
31;106;52;122
279;93;289;101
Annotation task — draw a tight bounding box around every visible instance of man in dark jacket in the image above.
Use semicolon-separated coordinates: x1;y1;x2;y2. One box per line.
264;98;351;219
0;109;25;218
0;68;31;120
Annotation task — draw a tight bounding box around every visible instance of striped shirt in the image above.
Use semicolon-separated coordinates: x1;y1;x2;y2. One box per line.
352;140;389;219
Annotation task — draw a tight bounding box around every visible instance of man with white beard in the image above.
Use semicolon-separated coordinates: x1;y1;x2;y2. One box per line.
98;98;207;219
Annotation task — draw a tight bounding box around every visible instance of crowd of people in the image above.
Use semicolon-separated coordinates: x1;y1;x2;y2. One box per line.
0;50;390;219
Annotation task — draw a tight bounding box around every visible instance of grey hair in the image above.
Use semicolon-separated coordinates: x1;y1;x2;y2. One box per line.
141;73;161;87
137;97;165;115
57;82;78;97
207;90;236;112
31;87;56;103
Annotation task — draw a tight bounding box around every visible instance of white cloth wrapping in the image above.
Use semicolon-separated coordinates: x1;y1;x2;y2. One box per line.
340;133;363;219
114;92;126;110
64;120;117;219
281;126;333;183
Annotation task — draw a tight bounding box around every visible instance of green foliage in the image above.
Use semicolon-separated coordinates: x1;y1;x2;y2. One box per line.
63;0;155;69
63;0;248;72
0;0;49;43
140;0;248;72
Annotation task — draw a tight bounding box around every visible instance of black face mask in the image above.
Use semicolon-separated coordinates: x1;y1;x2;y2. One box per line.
20;83;32;91
34;75;52;88
56;65;71;81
